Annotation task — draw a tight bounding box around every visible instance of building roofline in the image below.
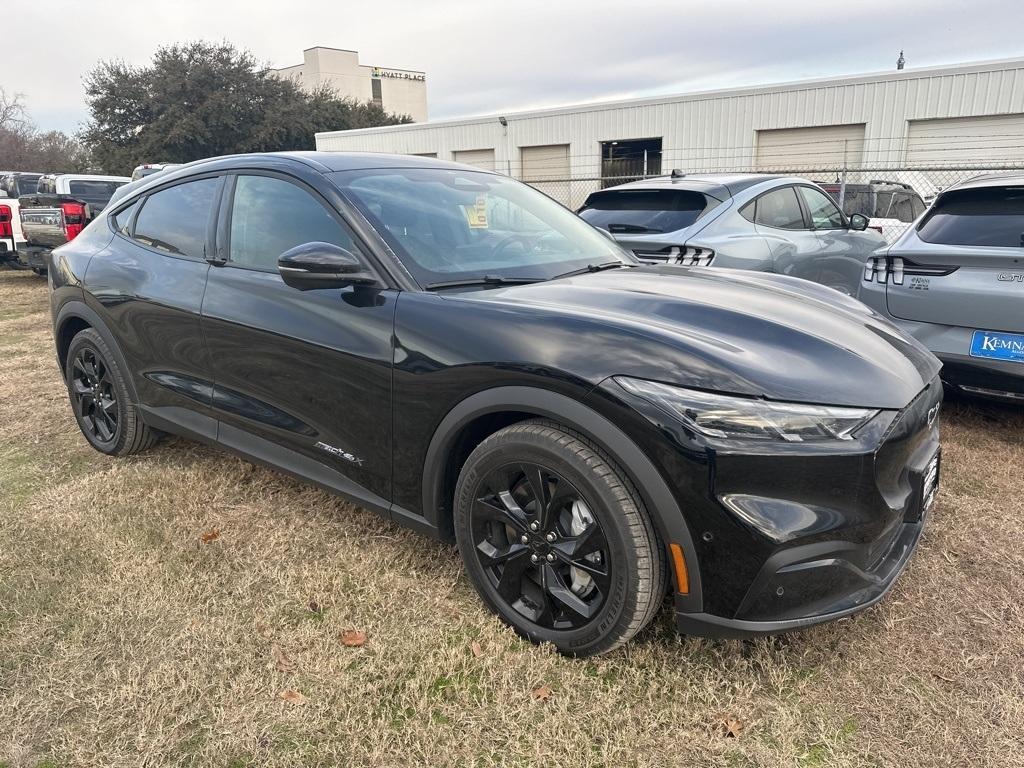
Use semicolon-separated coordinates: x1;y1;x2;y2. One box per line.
303;45;359;54
317;55;1024;140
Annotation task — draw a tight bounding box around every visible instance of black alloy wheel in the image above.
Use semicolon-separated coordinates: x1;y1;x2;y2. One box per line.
455;420;666;656
64;328;159;456
70;347;119;444
470;462;611;630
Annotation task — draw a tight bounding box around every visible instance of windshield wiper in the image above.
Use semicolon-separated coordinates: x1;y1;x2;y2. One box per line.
551;261;634;280
605;223;661;233
423;275;546;291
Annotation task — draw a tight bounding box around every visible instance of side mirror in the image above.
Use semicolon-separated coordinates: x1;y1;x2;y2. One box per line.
277;242;378;291
849;213;869;231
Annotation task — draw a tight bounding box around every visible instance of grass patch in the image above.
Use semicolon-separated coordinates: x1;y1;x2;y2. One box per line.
1;269;1023;766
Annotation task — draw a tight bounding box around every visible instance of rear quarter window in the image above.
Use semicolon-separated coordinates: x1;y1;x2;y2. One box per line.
917;186;1024;247
579;189;711;234
132;178;219;259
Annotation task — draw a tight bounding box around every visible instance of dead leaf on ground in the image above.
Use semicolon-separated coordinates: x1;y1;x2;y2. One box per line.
341;629;367;648
279;689;305;706
199;528;220;543
470;641;484;658
271;644;295;673
532;684;553;702
716;715;744;738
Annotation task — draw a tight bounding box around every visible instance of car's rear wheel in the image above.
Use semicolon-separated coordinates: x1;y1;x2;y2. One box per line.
65;328;158;456
454;420;666;656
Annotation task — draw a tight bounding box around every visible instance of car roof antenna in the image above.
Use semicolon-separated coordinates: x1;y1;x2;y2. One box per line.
670;169;685;179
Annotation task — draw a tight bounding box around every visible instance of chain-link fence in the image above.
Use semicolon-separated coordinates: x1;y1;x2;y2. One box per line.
519;163;1024;242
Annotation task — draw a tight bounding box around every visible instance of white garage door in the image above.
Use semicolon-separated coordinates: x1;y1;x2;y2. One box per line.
453;148;496;171
755;124;866;171
906;114;1024;166
521;144;571;205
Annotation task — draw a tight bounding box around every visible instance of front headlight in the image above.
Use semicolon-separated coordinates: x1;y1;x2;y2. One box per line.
615;378;878;442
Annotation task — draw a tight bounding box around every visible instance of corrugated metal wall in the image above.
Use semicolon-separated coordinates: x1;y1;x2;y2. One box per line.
316;59;1024;178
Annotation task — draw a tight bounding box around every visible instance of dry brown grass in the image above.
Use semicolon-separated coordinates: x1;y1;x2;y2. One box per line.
1;267;1022;767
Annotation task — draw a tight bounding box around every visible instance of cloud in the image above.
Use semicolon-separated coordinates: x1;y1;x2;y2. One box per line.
6;0;1023;133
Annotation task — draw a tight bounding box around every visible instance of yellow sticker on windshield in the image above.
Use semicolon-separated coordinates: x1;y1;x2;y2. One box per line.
462;195;489;229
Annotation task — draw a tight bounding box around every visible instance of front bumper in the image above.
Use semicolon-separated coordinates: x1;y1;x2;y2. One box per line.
674;478;931;638
593;373;939;644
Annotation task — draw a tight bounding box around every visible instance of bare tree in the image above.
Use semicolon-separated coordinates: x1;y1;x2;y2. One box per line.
0;88;31;135
0;89;90;173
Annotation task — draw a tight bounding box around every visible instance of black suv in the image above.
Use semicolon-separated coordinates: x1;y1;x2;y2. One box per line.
49;153;942;656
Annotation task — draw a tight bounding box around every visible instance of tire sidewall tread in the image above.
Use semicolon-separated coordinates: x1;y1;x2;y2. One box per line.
64;328;157;456
454;419;667;656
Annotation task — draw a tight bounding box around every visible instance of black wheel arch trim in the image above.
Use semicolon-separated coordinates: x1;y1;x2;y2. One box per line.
54;300;140;403
421;385;703;611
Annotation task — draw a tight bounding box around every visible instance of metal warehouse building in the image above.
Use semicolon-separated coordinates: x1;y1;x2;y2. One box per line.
316;57;1024;207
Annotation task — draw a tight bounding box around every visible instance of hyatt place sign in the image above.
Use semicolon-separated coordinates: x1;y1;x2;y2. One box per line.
372;67;426;82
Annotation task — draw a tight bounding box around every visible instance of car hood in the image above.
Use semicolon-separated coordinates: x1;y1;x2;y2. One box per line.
473;266;941;409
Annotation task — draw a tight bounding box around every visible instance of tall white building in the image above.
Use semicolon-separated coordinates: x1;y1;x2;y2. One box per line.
273;47;427;123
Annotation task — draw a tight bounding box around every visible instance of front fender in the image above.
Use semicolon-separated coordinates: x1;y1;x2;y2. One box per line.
420;385;703;612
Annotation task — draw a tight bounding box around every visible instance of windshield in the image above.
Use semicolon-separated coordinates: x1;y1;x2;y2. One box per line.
331;167;631;286
578;189;709;234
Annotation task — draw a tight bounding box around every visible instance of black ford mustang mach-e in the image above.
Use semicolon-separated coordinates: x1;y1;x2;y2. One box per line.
48;152;942;656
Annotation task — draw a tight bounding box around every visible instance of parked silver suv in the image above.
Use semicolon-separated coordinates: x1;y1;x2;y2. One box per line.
858;174;1024;401
579;173;885;296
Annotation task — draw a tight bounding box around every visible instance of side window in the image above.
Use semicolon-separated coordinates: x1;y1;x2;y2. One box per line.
798;186;846;229
754;188;805;230
228;175;357;270
133;178;219;258
739;199;756;223
111;200;139;236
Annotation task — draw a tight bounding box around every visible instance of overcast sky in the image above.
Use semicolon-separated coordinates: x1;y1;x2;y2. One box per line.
7;0;1024;134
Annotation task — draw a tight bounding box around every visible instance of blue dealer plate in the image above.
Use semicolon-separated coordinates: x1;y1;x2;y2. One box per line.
969;330;1024;363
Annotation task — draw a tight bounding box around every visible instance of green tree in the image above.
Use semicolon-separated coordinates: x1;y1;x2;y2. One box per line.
82;41;410;175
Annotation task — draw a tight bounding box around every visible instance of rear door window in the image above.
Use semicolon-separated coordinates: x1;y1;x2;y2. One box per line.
578;189;710;234
917;186;1024;247
753;187;805;230
133;178;219;259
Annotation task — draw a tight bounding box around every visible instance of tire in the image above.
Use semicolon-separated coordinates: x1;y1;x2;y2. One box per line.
454;419;667;656
31;267;46;276
64;328;159;456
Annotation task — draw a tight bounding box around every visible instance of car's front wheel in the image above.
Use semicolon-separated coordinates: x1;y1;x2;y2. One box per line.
454;420;666;656
64;328;159;456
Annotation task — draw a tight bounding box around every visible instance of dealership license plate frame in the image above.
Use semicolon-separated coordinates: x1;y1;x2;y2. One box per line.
969;330;1024;363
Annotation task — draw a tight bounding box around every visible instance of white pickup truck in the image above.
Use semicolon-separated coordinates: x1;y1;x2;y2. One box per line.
0;172;42;268
16;173;129;273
